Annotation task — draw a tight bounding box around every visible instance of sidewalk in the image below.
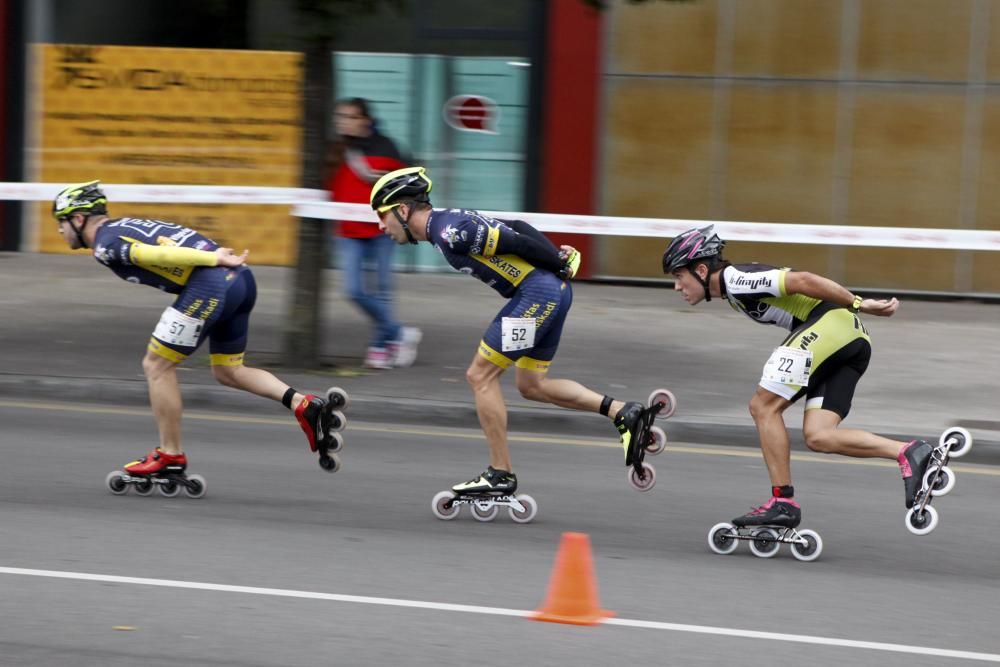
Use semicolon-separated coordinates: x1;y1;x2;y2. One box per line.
2;252;997;461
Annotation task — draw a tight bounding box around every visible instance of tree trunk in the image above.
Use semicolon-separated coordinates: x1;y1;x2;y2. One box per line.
283;40;332;368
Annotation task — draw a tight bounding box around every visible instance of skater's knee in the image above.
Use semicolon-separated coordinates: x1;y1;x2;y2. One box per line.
142;350;176;380
749;389;785;422
211;364;241;388
516;377;546;402
466;359;503;391
804;428;836;453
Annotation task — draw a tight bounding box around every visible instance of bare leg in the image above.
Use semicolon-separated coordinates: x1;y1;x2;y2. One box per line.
514;368;603;412
212;362;305;406
467;354;511;471
748;386;794;486
802;408;907;459
143;351;183;455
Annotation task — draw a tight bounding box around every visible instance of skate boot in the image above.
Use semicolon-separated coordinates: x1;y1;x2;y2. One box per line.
451;466;518;495
124;447;187;475
898;439;932;509
106;447;206;499
295;394;329;453
732;497;802;529
614;401;646;466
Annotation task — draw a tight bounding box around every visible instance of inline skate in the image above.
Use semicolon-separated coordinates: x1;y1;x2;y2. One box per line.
904;427;973;535
616;388;676;492
707;497;823;562
431;466;538;523
295;386;349;472
105;447;207;499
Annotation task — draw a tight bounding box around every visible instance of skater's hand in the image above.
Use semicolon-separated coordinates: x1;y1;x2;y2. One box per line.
216;247;249;268
557;245;581;280
860;297;899;317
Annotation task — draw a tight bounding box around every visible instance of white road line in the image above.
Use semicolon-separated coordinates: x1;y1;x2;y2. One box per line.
1;567;998;663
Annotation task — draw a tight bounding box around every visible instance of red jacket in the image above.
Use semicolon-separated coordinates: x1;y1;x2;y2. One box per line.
327;132;407;239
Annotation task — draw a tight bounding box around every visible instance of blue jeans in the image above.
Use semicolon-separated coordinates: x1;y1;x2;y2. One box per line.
339;235;402;349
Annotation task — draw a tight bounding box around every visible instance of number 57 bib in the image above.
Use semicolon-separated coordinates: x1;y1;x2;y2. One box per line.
762;346;813;386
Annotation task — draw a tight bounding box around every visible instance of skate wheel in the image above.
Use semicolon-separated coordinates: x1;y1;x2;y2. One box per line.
132;478;154;496
328;410;347;433
905;504;939;536
647;388;677;420
924;465;955;497
627;461;657;492
158;480;181;498
790;529;823;562
471;501;499;522
105;471;129;496
940;427;972;459
644;426;667;456
318;453;341;473
509;494;538;524
326;386;350;410
431;491;460;520
327;431;345;454
184;474;207;499
707;522;740;555
748;528;781;558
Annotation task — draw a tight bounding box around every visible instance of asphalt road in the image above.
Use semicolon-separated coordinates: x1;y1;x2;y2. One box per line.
0;399;998;666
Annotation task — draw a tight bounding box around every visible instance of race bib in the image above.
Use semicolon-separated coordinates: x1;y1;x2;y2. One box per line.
762;346;813;386
501;317;536;352
152;307;203;348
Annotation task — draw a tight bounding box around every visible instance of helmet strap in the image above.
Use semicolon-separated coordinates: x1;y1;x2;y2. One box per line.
392;205;418;245
69;215;90;249
695;263;712;302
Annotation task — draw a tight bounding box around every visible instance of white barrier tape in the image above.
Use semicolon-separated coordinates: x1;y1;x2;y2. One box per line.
4;182;998;251
294;202;1000;251
0;182;326;205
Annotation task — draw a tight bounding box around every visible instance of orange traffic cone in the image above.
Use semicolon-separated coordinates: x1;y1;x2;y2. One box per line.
530;532;614;626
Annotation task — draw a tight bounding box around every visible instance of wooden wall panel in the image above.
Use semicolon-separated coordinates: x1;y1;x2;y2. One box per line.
603;79;715;219
609;1;718;75
731;0;842;78
857;0;972;81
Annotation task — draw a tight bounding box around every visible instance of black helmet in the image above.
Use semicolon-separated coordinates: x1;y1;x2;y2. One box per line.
53;180;107;221
662;225;725;274
370;167;432;213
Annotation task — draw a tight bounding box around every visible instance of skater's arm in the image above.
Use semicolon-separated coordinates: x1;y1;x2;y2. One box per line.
492;223;565;274
783;271;899;316
129;244;248;269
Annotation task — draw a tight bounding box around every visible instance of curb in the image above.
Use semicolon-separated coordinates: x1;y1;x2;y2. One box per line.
3;374;998;465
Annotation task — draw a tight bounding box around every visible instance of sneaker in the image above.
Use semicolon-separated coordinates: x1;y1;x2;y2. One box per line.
364;347;393;370
898;439;933;508
614;401;645;466
124;447;187;475
451;466;518;495
387;327;422;368
732;497;802;528
294;394;327;452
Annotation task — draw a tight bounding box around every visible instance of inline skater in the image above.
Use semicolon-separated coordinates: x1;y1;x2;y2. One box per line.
370;167;648;503
53;181;344;492
663;225;932;529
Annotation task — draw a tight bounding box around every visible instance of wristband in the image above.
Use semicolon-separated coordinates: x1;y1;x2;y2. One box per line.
850;295;863;312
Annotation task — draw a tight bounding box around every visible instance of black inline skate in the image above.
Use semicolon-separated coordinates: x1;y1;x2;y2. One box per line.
431;467;538;523
708;497;823;562
903;427;973;535
615;389;676;492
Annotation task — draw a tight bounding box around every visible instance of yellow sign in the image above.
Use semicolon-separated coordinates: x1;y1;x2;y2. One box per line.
35;44;303;265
